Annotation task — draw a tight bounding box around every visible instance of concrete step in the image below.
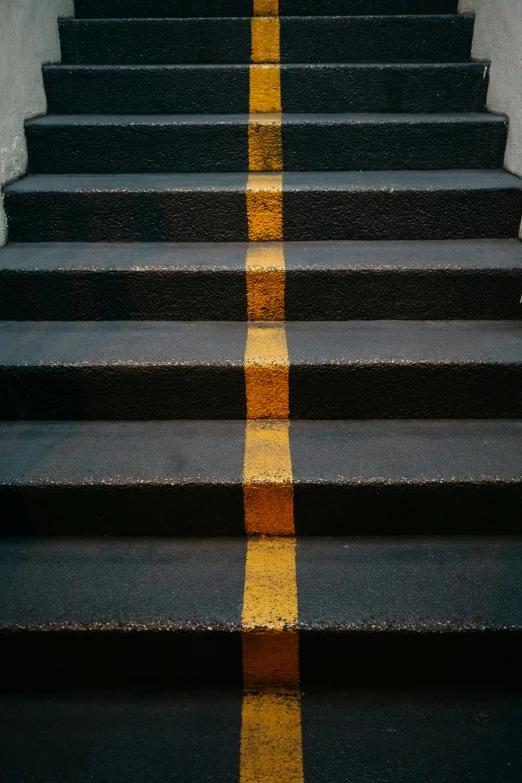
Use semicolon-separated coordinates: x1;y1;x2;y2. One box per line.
1;240;522;321
0;321;520;419
0;420;520;535
25;113;508;173
44;62;490;114
5;171;522;242
75;0;460;17
1;686;521;783
1;536;522;686
59;16;474;65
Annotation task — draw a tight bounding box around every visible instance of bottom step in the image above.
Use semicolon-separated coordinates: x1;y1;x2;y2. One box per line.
1;687;521;782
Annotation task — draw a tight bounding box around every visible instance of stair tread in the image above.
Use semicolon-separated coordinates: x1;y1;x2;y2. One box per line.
1;535;522;631
2;241;520;321
0;419;520;486
59;15;473;66
27;111;506;126
43;62;489;115
74;0;460;17
46;61;489;71
0;320;519;365
1;687;521;783
3;239;522;271
7;169;521;192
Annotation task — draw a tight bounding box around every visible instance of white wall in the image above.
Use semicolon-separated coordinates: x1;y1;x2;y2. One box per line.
460;0;522;178
0;0;74;245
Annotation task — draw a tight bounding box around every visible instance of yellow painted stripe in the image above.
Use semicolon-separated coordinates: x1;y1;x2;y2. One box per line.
246;242;285;321
242;536;298;631
241;537;303;780
241;4;303;781
248;114;283;172
253;0;279;16
244;323;289;419
243;630;299;688
252;17;280;63
250;66;282;113
240;691;304;783
243;420;294;535
246;173;283;241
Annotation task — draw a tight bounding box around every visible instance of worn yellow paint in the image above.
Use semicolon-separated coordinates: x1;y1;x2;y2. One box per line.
242;536;298;630
240;536;302;780
243;630;299;688
253;0;279;15
246;242;285;320
248;113;283;172
251;17;280;62
240;691;304;783
243;420;293;535
241;3;302;779
246;173;283;240
250;66;282;113
245;323;289;419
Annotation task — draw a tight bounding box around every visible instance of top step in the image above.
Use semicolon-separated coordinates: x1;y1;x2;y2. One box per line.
74;1;459;19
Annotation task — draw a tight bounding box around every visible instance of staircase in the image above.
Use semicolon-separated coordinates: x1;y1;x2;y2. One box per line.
2;0;522;780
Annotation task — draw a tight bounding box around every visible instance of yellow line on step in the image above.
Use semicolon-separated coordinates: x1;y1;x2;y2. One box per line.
243;420;294;535
250;66;282;113
246;173;283;240
250;0;282;162
253;0;279;16
244;323;289;419
246;242;285;321
240;691;303;783
241;537;302;781
242;536;298;630
252;17;280;62
249;114;283;171
241;4;303;782
243;629;299;688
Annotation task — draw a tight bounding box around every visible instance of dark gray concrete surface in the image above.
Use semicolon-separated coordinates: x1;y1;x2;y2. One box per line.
59;16;473;66
6;170;521;242
0;419;520;534
25;112;507;173
1;239;520;320
43;63;489;115
75;0;459;17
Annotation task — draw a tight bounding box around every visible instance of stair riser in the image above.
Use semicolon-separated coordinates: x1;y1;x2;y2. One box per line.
2;630;521;687
26;119;507;173
74;0;460;18
6;188;522;242
2;484;521;536
1;270;521;320
0;365;520;419
60;17;474;66
44;64;489;114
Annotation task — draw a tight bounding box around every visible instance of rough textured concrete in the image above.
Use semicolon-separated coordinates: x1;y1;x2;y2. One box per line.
75;0;459;16
0;419;520;535
1;536;522;634
1;688;522;783
0;689;243;783
301;688;522;782
5;170;522;242
43;63;490;115
59;16;473;65
1;240;521;320
25;113;508;173
460;0;522;180
0;0;73;246
0;319;520;419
